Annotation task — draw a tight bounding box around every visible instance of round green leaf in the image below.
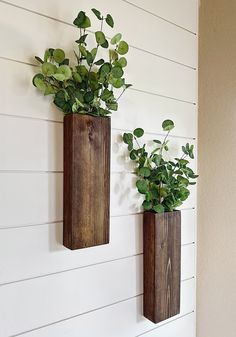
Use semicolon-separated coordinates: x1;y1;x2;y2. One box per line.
139;167;151;177
94;59;104;66
54;90;66;109
73;11;85;27
100;63;112;76
106;101;117;111
111;33;122;45
136;180;148;194
91;8;102;20
128;142;133;151
91;48;98;59
54;65;72;81
73;72;82;83
44;49;51;62
79;45;87;57
118;57;127;67
95;31;106;45
143;200;152;211
109;50;118;61
110;77;124;88
162;119;175;131
153;204;165;213
32;74;46;92
101;39;109;48
32;73;44;87
84;91;94;103
81;16;91;28
105;14;114;28
53;73;65;81
44;84;56;95
117;41;129;55
73;11;91;28
111;66;123;78
42;62;57;76
133;128;144;138
53;49;65;63
123;132;133;144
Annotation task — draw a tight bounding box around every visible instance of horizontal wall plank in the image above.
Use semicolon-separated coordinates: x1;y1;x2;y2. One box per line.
0;172;196;228
0;115;63;172
0;211;195;284
0;3;197;103
0;254;195;337
0;59;197;138
0;115;197;171
126;0;198;33
138;312;195;337
17;305;195;337
3;0;197;67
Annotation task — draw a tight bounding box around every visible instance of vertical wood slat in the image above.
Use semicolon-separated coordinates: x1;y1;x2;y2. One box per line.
143;211;181;323
63;114;110;250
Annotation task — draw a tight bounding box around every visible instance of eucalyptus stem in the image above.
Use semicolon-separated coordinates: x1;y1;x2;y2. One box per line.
116;88;126;101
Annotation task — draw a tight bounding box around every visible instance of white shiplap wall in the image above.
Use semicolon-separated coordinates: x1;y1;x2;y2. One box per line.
0;1;198;336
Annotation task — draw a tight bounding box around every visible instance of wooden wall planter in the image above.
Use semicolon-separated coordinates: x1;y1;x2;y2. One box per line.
63;114;110;250
143;211;181;323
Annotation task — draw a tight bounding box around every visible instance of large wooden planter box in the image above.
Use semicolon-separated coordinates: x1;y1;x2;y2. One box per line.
63;114;110;250
143;211;181;323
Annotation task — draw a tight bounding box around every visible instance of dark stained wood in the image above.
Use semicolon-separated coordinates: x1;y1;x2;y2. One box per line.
63;114;110;250
143;211;181;323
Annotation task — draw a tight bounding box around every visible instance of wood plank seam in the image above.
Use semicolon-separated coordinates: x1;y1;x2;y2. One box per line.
0;248;195;287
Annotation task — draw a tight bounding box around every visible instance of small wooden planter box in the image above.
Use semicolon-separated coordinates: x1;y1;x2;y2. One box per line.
143;211;181;323
63;114;110;250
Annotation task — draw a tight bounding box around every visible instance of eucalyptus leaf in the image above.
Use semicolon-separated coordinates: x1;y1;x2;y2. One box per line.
111;33;122;45
35;56;44;64
95;31;106;45
133;128;144;138
33;75;46;92
139;167;151;177
84;91;94;103
94;59;104;65
53;49;65;63
105;14;114;27
162;119;175;131
110;77;124;88
55;65;72;80
92;8;102;20
153;204;165;213
122;121;198;213
42;62;57;76
111;66;124;78
32;7;131;116
101;40;109;48
118;57;127;67
76;34;88;44
117;41;129;55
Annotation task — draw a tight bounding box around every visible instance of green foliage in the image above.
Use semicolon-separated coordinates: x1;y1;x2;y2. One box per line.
33;9;131;116
122;120;198;213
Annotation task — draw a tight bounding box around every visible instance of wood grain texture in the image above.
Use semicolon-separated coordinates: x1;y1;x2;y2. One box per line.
143;211;181;323
63;114;110;250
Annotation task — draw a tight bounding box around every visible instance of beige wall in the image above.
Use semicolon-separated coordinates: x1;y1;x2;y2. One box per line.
198;1;236;336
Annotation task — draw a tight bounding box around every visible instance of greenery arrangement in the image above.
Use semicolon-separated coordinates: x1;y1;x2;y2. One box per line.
123;120;198;213
32;9;131;117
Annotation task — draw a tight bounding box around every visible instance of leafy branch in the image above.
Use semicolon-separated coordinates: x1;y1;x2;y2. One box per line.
32;8;132;117
123;120;198;213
